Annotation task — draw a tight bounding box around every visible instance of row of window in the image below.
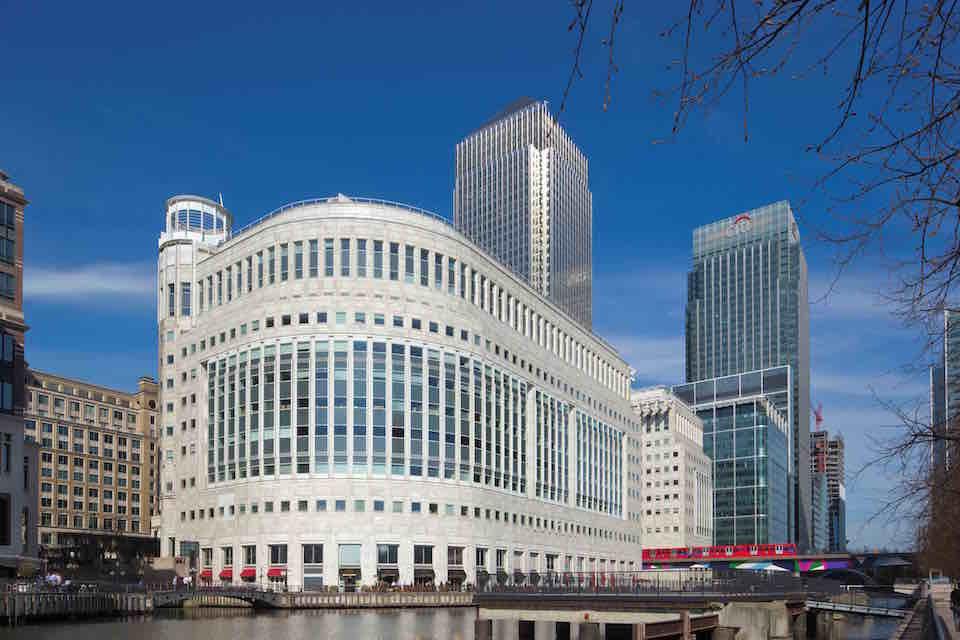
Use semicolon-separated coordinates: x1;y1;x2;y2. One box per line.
28;395;142;425
40;512;141;533
176;496;638;546
168;308;628;425
194;542;614;574
163;233;629;400
191;339;622;516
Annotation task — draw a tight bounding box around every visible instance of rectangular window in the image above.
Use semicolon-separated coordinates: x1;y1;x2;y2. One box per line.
280;243;289;281
420;248;429;286
389;242;399;281
448;257;456;295
340;239;350;277
405;245;415;283
324;239;334;276
414;544;433;565
167;283;175;317
269;544;288;565
294;241;304;279
356;239;367;277
268;246;276;284
377;544;398;565
257;251;264;287
303;544;323;564
435;253;443;289
309;239;318;277
180;282;192;317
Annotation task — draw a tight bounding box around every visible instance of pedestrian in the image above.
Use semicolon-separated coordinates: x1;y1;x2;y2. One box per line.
951;583;960;628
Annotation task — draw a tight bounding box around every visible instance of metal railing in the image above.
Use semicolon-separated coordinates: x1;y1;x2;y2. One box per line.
475;570;844;598
230;196;453;241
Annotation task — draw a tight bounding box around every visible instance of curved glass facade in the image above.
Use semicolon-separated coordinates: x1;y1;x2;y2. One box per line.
157;197;638;587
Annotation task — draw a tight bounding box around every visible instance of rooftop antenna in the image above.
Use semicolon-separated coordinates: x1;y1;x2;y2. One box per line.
218;192;224;207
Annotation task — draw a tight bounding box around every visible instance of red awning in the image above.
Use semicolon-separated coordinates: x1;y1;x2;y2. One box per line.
219;567;233;580
199;569;213;580
240;567;257;579
267;566;286;579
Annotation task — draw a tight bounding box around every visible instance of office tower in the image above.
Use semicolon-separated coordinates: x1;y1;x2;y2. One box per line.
630;388;713;549
811;430;846;552
673;367;792;545
811;472;829;552
157;194;638;589
0;170;36;577
24;371;159;573
454;98;593;327
685;200;811;549
930;309;960;471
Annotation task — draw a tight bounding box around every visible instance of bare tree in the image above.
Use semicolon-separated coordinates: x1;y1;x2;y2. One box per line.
563;1;958;321
560;1;959;557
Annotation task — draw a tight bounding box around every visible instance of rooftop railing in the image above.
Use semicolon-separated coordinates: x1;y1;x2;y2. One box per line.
229;196;452;242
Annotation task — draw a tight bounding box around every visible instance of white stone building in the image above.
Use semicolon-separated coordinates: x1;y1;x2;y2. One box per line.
630;387;712;550
157;194;641;590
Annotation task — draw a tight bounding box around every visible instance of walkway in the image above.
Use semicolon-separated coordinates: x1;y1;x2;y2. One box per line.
929;583;960;639
805;599;906;618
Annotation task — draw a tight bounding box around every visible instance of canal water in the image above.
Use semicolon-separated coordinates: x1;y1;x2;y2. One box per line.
828;595;907;640
0;596;908;640
0;608;476;640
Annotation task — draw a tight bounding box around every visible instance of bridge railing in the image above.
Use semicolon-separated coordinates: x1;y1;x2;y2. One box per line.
475;570;844;598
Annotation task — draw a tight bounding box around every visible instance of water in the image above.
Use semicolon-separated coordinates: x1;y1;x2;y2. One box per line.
0;595;911;640
826;595;909;640
0;608;476;640
832;615;901;640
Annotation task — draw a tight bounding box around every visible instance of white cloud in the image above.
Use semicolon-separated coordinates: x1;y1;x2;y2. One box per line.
26;262;154;302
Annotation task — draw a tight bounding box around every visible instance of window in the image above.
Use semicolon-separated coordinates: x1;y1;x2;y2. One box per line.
294;241;304;279
335;499;346;512
309;239;319;277
377;544;398;564
414;545;433;565
356;239;367;277
389;242;399;280
167;283;175;317
243;545;257;566
316;499;327;511
269;544;288;565
340;239;350;276
448;546;464;566
373;500;384;512
420;248;429;286
180;282;191;316
324;238;334;276
405;245;415;283
303;544;323;564
222;546;234;566
373;240;383;278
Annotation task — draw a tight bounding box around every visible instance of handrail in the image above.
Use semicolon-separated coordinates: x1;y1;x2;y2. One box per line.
229;196;453;241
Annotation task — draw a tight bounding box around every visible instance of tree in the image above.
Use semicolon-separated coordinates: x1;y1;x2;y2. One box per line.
563;0;958;323
560;0;959;557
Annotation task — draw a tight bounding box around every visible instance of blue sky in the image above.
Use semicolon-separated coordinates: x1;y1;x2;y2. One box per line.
2;1;926;550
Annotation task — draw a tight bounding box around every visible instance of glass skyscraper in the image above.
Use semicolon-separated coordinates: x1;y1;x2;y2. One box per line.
931;309;960;472
684;201;811;548
674;366;792;545
454;98;593;327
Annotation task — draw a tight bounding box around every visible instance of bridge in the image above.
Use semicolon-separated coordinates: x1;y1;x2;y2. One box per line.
643;550;917;580
806;599;907;618
152;587;284;608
